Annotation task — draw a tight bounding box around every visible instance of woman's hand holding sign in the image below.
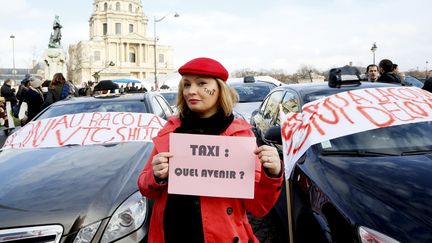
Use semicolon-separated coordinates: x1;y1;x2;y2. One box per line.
152;152;173;180
255;145;282;177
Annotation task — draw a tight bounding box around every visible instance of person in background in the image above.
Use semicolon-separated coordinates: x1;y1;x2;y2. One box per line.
23;76;44;123
1;79;18;113
16;74;31;117
422;78;432;93
377;59;402;84
392;63;404;81
86;81;94;96
16;74;31;101
138;57;283;243
366;64;379;82
43;73;73;107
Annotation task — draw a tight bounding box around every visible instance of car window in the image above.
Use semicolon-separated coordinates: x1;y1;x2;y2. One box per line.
321;121;432;154
259;96;270;115
37;100;146;120
160;92;178;106
276;91;300;124
233;83;276;102
151;97;165;118
262;90;285;124
155;96;173;117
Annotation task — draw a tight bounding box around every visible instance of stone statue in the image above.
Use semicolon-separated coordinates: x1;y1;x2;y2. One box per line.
48;15;62;48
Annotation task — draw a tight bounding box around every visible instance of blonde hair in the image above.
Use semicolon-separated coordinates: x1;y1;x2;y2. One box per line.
177;77;239;118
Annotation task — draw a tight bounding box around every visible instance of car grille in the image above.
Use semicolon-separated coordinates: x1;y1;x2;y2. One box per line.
0;225;63;243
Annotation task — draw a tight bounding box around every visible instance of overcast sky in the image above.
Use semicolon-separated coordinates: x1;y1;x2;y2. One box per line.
0;0;431;74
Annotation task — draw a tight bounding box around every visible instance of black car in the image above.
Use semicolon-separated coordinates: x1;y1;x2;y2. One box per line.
0;93;173;242
228;76;280;122
251;81;432;242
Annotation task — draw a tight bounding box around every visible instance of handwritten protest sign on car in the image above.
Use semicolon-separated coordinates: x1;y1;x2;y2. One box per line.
280;87;432;177
2;112;166;150
168;133;257;199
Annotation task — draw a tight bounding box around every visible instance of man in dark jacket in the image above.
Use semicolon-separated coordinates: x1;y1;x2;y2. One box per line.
23;77;44;123
377;59;402;84
16;74;31;110
1;79;18;107
422;78;432;93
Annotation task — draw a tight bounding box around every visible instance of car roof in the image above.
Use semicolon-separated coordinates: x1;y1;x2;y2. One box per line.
227;76;283;86
229;81;277;87
271;81;397;96
50;93;151;106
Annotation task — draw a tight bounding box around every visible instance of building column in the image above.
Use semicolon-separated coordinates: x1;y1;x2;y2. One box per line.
119;41;123;63
138;43;143;64
126;42;130;63
116;42;119;65
106;41;110;63
146;44;149;64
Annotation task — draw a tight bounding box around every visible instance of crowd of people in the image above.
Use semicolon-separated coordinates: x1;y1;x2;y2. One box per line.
0;72;75;126
0;74;154;127
366;58;432;93
365;59;403;83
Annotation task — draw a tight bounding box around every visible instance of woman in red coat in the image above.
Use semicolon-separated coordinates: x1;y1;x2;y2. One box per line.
138;57;283;243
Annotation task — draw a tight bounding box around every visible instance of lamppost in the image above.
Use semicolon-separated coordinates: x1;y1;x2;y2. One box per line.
426;61;429;79
371;42;377;64
92;61;115;82
154;12;179;90
10;35;16;81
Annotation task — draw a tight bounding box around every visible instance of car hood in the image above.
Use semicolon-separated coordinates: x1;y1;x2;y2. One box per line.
234;102;261;122
310;154;432;241
0;142;153;234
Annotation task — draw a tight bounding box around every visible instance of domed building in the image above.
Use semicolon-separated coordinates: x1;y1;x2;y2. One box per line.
68;0;175;86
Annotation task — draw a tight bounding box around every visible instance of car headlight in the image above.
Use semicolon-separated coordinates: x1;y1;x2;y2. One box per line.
101;191;148;243
73;221;101;243
358;226;400;243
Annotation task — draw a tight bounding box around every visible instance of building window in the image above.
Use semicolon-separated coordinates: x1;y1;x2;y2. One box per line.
94;51;101;61
104;2;108;11
116;2;120;11
129;4;132;12
129;24;133;33
159;54;165;63
115;23;121;35
129;49;136;63
103;23;107;35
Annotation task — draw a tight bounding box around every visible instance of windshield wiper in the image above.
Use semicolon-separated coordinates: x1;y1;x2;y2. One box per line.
321;150;399;157
401;149;432;156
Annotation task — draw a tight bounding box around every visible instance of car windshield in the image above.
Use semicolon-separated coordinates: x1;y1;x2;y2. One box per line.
404;76;424;88
319;122;432;154
303;89;432;154
160;92;178;106
233;83;275;102
37;100;146;120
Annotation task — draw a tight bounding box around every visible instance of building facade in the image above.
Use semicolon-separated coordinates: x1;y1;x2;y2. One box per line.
68;0;175;85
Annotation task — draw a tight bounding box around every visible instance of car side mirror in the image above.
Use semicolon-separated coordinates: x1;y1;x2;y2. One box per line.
264;126;282;145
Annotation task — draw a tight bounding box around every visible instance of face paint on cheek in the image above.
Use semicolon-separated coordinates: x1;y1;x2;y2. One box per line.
203;88;216;96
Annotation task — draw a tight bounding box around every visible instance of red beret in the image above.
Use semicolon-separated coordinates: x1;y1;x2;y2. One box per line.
178;57;229;81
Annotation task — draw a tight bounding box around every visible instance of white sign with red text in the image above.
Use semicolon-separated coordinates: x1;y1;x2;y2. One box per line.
281;87;432;177
2;112;166;150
